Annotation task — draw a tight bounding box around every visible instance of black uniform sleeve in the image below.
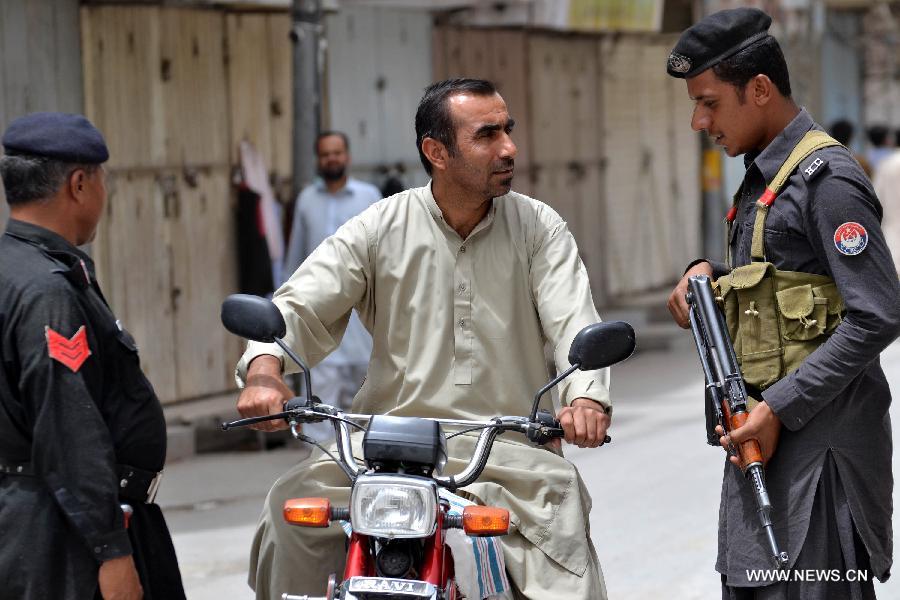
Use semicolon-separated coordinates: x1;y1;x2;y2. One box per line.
709;260;730;279
763;158;900;430
682;258;730;279
14;277;131;562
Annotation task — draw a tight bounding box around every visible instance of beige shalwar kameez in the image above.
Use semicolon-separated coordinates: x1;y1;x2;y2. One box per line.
236;184;612;600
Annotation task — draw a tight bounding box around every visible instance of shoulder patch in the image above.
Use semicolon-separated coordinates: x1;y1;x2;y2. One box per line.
833;222;868;256
801;154;828;182
46;325;92;372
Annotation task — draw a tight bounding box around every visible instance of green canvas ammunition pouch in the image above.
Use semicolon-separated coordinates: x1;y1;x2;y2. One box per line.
713;131;846;392
714;265;844;390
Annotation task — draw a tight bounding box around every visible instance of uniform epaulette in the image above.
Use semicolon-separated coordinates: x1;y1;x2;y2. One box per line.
46;251;92;289
800;152;829;182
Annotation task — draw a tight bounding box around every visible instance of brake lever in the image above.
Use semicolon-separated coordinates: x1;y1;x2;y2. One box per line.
222;396;330;431
221;410;296;430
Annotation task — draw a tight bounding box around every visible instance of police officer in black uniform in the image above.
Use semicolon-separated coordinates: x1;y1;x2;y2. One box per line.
665;8;900;600
0;113;185;599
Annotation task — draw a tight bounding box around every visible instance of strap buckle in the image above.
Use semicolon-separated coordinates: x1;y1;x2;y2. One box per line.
0;460;33;476
117;465;164;504
145;471;163;504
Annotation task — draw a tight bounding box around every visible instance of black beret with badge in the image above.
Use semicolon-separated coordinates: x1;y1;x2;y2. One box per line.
1;112;109;164
667;7;772;79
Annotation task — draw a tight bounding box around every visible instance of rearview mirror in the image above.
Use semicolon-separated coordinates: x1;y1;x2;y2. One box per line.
221;294;286;343
568;321;636;371
528;320;637;428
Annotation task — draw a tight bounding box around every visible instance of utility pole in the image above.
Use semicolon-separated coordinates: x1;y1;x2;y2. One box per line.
291;0;322;199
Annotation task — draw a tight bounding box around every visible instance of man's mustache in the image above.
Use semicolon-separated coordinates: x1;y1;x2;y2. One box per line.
493;159;515;172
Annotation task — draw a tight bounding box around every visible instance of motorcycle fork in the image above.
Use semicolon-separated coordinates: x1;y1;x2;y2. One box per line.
342;512;455;591
420;507;451;588
343;532;374;579
443;540;457;600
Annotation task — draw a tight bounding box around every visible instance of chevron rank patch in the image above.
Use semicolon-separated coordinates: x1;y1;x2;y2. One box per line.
46;325;92;372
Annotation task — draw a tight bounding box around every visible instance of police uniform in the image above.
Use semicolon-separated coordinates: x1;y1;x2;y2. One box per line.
0;114;185;599
668;10;900;599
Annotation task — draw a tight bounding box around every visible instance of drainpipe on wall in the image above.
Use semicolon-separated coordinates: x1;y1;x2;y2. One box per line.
701;141;725;260
291;0;323;199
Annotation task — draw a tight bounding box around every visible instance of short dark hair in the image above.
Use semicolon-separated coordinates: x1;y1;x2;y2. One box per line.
829;119;854;146
0;153;97;206
867;125;889;147
711;35;791;101
415;78;498;175
316;131;349;154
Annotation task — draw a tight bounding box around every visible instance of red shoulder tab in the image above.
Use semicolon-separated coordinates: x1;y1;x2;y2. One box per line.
45;325;92;372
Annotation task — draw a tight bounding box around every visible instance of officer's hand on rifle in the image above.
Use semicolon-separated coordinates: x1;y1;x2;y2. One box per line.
715;401;782;467
238;355;294;432
98;555;143;600
668;261;714;328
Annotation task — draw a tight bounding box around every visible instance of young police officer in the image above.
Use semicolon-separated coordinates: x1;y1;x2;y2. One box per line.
0;113;185;599
666;8;900;600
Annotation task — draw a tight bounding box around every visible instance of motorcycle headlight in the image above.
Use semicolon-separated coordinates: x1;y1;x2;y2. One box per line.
350;475;438;539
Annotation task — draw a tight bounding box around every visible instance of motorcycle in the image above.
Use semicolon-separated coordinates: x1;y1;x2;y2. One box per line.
220;294;636;600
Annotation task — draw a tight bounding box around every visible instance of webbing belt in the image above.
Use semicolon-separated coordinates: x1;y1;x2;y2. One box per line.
0;459;32;476
0;459;163;504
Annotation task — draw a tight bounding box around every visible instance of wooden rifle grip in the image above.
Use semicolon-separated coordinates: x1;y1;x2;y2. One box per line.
729;410;764;467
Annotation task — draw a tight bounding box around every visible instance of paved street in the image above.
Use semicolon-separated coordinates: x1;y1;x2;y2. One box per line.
160;338;900;599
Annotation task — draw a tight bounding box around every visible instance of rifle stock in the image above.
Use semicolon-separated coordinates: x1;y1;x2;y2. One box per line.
685;275;789;568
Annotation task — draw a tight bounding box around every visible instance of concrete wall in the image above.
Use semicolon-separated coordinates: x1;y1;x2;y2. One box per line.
434;26;702;302
325;5;433;190
821;10;863;142
0;0;84;227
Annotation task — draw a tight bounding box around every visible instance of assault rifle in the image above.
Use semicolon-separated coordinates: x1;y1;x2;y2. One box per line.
685;275;789;568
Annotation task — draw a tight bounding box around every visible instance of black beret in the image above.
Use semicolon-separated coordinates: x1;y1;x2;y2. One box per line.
667;7;772;79
2;112;109;164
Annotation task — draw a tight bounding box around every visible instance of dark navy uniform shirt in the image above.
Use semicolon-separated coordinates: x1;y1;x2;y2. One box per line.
710;109;900;584
0;219;168;595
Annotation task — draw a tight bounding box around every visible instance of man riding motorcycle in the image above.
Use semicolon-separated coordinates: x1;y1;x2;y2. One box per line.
235;78;614;599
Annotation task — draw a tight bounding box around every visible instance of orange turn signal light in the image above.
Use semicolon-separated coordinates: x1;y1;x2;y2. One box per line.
283;497;331;527
462;505;510;536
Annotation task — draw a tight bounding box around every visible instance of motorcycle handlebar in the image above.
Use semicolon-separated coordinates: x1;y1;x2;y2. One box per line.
222;404;609;489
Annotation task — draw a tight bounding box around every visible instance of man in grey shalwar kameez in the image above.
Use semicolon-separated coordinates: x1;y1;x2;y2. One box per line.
666;8;900;600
